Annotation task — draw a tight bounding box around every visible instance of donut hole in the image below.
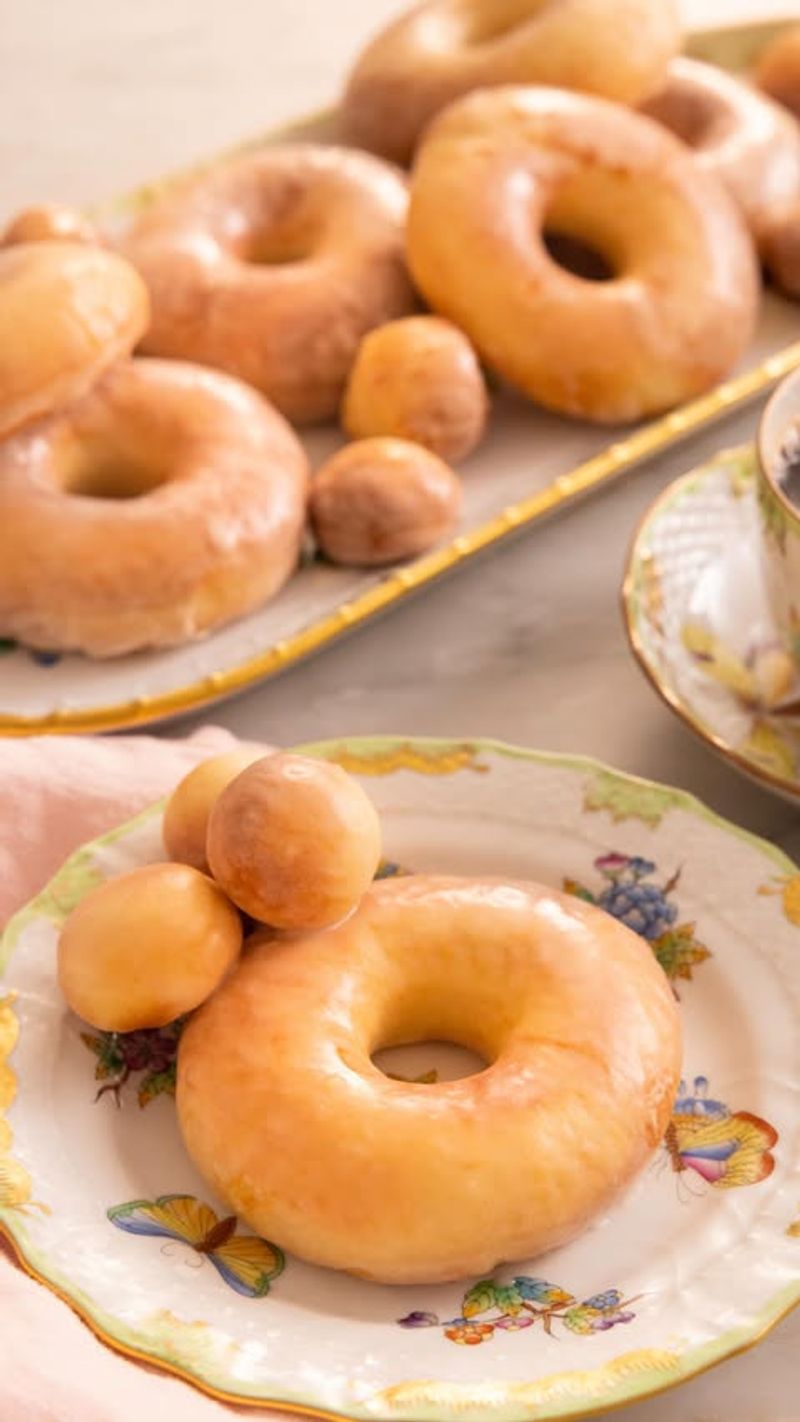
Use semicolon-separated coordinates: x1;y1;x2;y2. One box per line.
63;445;168;500
543;230;617;282
372;1040;489;1083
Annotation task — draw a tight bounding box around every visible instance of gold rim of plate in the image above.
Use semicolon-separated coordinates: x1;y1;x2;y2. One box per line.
3;18;798;738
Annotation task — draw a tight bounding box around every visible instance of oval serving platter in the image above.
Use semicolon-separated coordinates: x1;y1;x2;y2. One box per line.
1;736;799;1421
3;18;800;738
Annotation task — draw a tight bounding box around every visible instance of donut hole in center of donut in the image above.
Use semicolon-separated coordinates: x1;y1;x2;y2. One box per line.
63;445;169;500
543;230;616;282
244;224;316;267
372;1039;489;1083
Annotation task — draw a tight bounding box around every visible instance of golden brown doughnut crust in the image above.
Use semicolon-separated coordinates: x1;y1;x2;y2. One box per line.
0;358;308;657
121;146;416;425
407;87;760;423
341;0;681;165
0;242;149;439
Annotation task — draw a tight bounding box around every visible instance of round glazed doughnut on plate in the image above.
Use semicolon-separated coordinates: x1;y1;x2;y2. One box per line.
1;736;798;1419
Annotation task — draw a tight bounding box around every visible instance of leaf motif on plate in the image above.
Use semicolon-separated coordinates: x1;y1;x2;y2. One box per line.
582;771;685;827
461;1280;498;1318
82;1020;185;1107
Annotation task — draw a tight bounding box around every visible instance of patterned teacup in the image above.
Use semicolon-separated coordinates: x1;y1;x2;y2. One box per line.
757;366;800;661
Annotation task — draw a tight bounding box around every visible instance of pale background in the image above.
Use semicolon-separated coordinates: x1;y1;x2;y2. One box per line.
1;2;800;1419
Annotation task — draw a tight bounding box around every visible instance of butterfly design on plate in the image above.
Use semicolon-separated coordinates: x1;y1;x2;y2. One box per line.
663;1077;778;1191
107;1194;284;1297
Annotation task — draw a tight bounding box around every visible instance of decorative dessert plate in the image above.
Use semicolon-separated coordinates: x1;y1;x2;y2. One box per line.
623;445;800;804
1;736;798;1421
2;20;800;738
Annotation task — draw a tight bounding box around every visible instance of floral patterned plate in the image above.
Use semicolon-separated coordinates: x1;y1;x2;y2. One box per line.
623;445;800;805
1;736;799;1421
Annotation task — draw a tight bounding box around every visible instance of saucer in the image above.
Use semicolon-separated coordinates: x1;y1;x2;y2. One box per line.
622;445;800;804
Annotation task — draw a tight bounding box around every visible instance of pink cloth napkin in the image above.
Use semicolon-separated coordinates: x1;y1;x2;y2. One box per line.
0;728;281;1421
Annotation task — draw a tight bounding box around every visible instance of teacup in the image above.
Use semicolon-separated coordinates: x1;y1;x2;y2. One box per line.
756;366;800;661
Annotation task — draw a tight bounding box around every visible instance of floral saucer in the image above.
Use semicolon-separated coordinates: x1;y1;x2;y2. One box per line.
1;736;799;1421
623;445;800;804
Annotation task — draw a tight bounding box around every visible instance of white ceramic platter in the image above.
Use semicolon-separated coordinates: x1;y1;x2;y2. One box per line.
1;736;798;1421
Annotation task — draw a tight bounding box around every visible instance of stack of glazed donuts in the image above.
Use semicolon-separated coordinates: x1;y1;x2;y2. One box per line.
2;0;800;658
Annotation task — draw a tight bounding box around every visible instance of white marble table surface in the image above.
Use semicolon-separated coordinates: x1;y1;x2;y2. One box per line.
1;1;800;1418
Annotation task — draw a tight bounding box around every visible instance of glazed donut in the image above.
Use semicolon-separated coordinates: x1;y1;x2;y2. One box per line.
309;437;462;566
1;204;99;248
341;0;682;165
177;874;682;1284
641;58;800;240
755;24;800;122
0;241;148;439
342;316;489;462
121;146;416;425
0;358;308;657
407;88;760;424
